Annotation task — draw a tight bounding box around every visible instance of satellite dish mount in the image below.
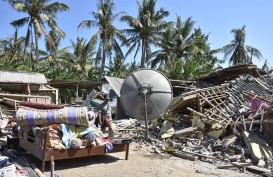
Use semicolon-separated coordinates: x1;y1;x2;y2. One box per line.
138;83;153;140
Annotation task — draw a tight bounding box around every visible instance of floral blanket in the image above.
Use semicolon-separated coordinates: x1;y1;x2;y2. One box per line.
16;107;89;127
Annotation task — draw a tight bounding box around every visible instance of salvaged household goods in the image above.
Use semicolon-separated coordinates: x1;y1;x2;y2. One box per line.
15;104;130;173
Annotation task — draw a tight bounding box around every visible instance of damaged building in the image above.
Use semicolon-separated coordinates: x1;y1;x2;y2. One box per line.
113;64;273;176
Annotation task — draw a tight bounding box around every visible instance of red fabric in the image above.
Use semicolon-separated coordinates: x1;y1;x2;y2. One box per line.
104;117;110;127
19;101;64;109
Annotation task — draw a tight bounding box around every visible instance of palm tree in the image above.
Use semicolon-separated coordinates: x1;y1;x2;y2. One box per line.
8;0;69;70
106;55;127;78
70;37;97;80
150;26;175;68
221;25;262;65
78;0;127;81
262;60;273;74
0;29;27;70
153;16;220;79
127;59;140;75
121;0;170;68
39;30;72;79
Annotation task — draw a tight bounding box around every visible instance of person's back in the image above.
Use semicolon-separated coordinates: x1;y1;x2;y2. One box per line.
100;100;112;121
97;94;115;138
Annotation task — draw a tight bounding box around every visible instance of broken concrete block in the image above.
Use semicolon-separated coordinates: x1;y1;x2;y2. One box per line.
257;159;265;167
159;120;174;139
173;127;198;137
242;131;273;162
207;129;224;139
222;134;238;147
191;114;205;129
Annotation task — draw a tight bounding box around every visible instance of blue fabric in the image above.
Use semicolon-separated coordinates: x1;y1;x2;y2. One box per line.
84;131;96;142
59;124;74;148
105;144;113;153
59;124;95;148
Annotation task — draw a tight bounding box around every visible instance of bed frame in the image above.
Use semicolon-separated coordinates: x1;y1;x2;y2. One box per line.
18;128;130;173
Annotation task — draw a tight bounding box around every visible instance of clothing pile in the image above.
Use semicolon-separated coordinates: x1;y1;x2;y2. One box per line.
0;156;29;177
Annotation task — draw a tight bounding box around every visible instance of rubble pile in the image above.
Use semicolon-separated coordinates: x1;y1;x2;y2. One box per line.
115;73;273;176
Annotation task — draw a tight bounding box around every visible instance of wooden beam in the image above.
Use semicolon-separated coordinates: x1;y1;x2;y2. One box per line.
0;93;50;99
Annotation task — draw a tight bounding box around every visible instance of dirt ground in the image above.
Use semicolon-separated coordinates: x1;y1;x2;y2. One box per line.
28;142;259;177
0;133;261;177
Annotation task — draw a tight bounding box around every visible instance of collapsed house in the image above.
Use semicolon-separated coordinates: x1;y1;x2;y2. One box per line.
112;64;273;175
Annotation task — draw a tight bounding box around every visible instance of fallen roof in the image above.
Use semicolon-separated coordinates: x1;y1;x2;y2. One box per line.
104;76;124;97
196;64;266;84
0;70;47;84
48;79;101;89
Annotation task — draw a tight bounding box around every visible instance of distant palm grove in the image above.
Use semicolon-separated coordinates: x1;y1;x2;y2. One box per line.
0;0;269;83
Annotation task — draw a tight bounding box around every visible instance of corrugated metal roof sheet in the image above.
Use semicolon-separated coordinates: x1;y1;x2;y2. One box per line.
104;76;124;97
0;70;47;84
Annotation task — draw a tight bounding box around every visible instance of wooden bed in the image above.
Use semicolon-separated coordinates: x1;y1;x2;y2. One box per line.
18;128;130;173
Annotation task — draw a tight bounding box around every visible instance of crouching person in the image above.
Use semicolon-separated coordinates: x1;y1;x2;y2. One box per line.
95;94;116;138
95;111;115;139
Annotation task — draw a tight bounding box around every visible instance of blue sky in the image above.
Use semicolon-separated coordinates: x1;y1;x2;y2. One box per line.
1;0;273;68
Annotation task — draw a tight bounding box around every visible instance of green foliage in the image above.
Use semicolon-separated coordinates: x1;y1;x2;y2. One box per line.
221;25;262;65
151;16;220;80
78;0;126;81
9;0;69;70
121;0;170;68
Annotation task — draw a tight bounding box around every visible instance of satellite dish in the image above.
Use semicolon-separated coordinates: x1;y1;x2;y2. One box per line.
120;69;173;121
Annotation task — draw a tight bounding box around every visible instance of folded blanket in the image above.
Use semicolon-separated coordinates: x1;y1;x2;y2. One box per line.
16;107;89;127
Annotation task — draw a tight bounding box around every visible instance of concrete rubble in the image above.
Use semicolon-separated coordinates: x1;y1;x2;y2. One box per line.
114;64;273;176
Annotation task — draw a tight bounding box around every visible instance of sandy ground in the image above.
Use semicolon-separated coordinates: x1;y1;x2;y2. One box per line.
0;133;261;177
23;142;259;177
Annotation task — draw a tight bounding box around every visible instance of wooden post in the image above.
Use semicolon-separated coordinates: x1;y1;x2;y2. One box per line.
260;109;264;132
30;163;47;177
144;93;148;141
50;156;54;177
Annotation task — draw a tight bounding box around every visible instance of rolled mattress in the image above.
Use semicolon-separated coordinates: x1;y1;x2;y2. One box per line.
16;107;89;127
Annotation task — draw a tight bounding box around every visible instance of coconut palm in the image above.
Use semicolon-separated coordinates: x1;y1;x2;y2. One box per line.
39;30;73;79
0;29;27;70
262;60;273;74
154;17;220;79
121;0;170;68
78;0;127;81
150;16;197;72
106;55;127;78
221;25;262;65
70;37;97;80
8;0;69;70
150;26;175;68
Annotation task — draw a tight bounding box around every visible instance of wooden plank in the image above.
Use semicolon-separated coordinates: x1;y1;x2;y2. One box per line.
180;150;216;159
217;162;252;169
246;165;272;174
172;152;198;161
0;93;51;99
19;138;44;160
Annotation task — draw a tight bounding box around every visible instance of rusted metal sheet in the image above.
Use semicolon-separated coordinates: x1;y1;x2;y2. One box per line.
0;70;47;84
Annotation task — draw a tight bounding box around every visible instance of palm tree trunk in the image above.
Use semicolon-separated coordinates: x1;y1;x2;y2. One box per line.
141;39;145;68
99;45;106;81
34;27;39;71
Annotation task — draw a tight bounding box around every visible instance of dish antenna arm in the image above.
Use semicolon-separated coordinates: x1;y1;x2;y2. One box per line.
138;83;152;141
